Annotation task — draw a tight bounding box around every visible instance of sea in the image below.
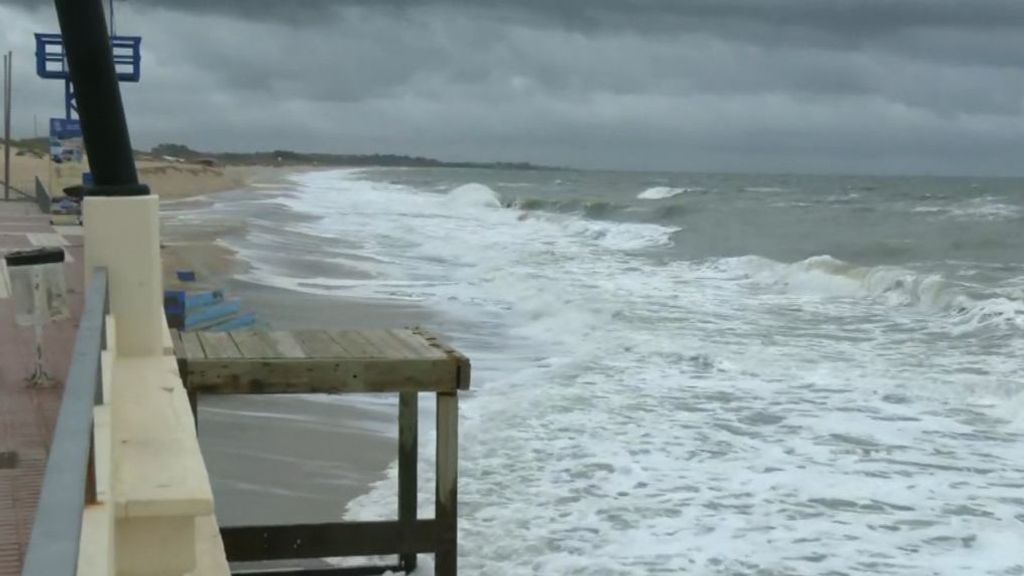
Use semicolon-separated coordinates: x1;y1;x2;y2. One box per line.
176;168;1024;575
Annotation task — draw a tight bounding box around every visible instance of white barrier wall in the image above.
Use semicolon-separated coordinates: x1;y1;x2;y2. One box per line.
78;195;229;576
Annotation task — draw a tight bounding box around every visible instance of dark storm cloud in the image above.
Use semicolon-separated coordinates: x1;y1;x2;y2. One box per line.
86;0;1024;73
10;0;1024;47
4;0;1024;175
12;0;1024;30
55;0;1024;52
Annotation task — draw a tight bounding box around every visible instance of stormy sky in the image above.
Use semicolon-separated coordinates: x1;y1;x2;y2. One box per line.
3;0;1024;175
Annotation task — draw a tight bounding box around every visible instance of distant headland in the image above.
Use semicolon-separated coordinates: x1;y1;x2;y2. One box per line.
12;138;558;171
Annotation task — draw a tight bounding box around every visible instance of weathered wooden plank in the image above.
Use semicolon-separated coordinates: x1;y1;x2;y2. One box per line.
221;520;441;561
436;392;459;576
356;330;420;359
415;329;472;390
177;331;206;360
328;330;381;357
455;354;471;391
185;357;460;394
196;331;241;359
170;329;186;360
293;330;345;358
267;331;306;358
398;391;419;572
231;330;280;359
389;329;448;359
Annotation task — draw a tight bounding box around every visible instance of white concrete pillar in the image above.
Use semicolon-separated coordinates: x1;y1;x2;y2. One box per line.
84;195;163;357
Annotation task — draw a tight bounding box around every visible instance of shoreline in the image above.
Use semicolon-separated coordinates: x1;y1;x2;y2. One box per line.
158;167;412;526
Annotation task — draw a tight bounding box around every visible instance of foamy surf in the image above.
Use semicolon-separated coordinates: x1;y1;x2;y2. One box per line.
637;186;702;200
711;254;1024;332
166;168;1024;575
742;186;793;193
447;183;504;209
912;196;1022;221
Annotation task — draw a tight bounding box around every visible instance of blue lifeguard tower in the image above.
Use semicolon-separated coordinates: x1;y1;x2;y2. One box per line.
34;0;141;120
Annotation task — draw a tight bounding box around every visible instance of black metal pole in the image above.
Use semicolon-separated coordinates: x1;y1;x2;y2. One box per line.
53;0;147;195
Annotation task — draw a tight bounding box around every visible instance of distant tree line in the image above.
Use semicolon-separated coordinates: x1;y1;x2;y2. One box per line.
147;143;552;171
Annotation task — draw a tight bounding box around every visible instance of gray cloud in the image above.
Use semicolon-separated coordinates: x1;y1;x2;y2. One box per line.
13;1;1023;31
3;0;1024;175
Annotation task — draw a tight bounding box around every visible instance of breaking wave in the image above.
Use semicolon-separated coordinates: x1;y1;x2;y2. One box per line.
170;167;1024;575
912;197;1022;221
447;183;502;208
509;197;632;217
715;254;1024;331
637;186;704;200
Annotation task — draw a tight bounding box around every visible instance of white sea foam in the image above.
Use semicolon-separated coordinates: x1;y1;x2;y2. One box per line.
179;169;1024;575
447;183;503;208
712;254;1024;332
913;197;1022;221
636;186;701;200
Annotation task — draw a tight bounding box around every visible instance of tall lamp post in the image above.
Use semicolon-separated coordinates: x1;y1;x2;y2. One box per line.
54;0;164;360
53;0;146;196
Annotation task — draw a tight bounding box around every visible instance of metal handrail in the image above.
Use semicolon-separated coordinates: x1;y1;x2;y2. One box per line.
34;176;50;214
21;268;108;576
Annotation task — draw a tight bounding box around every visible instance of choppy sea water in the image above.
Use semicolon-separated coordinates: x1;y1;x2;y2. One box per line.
174;168;1024;574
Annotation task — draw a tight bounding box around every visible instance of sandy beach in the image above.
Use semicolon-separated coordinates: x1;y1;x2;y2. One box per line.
2;145;262;200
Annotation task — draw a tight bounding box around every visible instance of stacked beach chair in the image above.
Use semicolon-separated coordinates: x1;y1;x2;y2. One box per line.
163;270;256;332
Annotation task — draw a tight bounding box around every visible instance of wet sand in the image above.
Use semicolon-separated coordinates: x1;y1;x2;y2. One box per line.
197;395;396;526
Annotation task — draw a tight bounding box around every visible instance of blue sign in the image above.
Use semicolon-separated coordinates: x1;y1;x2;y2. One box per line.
49;118;84;163
49;118;81;140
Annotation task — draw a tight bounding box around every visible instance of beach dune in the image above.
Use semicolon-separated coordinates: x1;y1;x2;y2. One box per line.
2;144;259;200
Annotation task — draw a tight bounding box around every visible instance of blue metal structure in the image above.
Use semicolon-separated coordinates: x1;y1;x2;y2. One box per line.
33;32;141;119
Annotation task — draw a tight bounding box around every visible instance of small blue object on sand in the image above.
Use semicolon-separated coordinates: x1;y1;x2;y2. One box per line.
163;270;259;332
163;288;224;317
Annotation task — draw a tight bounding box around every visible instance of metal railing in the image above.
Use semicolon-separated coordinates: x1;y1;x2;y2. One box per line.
34;176;50;214
20;268;108;576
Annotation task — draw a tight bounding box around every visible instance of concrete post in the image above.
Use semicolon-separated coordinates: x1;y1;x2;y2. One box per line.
84;195;163;357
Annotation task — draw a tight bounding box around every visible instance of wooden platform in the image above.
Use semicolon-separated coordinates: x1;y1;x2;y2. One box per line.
173;329;470;395
171;328;470;576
